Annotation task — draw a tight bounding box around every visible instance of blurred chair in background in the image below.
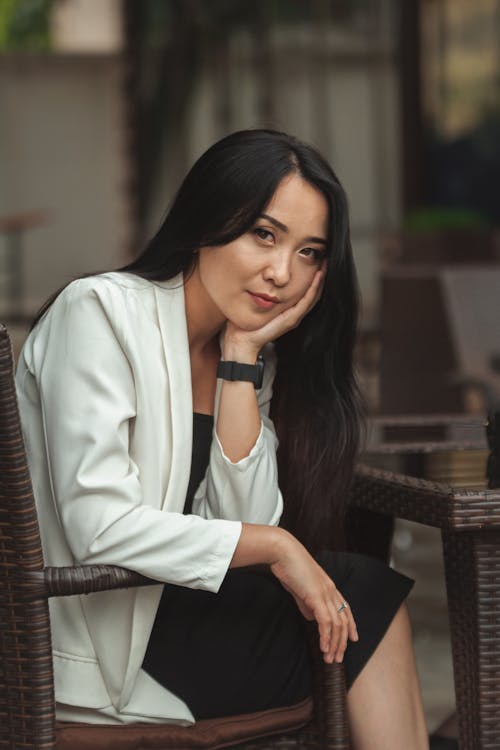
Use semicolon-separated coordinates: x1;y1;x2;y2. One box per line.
0;211;49;324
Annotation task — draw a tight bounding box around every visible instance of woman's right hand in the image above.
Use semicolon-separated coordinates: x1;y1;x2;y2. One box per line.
230;524;358;664
270;529;358;664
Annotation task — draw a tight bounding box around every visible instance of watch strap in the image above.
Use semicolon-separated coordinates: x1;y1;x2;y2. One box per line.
217;356;264;389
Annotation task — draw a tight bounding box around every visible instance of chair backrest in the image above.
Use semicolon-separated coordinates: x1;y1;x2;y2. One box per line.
380;267;464;413
0;324;57;750
380;263;500;413
441;265;500;406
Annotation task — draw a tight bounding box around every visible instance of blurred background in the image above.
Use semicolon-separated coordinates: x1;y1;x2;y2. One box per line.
1;0;500;738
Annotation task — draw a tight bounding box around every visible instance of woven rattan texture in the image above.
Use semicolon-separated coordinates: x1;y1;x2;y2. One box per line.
0;322;350;750
352;456;500;749
0;325;57;749
443;530;500;750
353;463;500;531
308;632;349;749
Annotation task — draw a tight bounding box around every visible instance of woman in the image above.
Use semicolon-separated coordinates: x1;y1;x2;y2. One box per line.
16;129;428;749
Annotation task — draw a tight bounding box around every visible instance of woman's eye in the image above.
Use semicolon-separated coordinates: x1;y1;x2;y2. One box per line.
300;247;324;262
254;227;274;242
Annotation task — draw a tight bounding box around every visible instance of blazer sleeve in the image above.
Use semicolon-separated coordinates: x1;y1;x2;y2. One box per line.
191;344;284;525
20;280;241;593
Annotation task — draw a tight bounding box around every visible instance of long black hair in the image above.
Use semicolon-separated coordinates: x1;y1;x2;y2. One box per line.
36;129;364;552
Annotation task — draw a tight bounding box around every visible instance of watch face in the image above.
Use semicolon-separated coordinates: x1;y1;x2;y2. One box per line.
255;355;265;389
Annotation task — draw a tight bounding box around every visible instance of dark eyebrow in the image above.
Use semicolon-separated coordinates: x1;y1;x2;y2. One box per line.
259;213;327;246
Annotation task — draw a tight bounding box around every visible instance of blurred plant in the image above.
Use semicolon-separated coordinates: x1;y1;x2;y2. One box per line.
0;0;52;51
404;207;488;232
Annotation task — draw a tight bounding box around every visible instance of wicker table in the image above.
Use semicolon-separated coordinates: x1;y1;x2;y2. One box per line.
353;415;500;750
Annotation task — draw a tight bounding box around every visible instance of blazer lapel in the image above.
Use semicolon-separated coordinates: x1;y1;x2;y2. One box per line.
121;276;193;709
153;275;193;512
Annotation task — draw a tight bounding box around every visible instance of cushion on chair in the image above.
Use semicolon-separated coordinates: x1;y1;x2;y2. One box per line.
56;697;313;750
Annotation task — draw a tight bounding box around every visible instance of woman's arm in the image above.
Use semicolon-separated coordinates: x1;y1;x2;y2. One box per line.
193;343;283;526
217;268;324;461
216;266;324;461
231;523;359;665
194;270;324;525
216;341;262;463
19;278;242;592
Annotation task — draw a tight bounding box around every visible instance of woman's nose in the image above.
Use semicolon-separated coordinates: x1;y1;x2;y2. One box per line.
263;250;292;287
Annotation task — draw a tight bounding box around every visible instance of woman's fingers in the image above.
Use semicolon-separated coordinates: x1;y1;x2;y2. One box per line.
330;608;346;663
312;597;346;664
314;589;358;664
233;266;326;349
346;605;359;643
268;534;358;666
338;613;351;663
315;603;334;656
318;611;344;664
283;267;325;325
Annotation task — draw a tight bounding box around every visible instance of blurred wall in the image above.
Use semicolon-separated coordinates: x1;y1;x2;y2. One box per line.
0;54;130;317
0;7;402;325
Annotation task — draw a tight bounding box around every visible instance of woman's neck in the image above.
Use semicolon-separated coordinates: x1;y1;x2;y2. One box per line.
184;266;225;355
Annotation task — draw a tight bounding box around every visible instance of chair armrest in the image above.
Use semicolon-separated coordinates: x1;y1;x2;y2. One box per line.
305;622;349;745
15;564;158;601
15;566;350;743
352;463;452;528
352;463;500;531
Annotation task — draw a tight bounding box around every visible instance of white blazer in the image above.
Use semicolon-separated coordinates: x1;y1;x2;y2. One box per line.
15;272;283;725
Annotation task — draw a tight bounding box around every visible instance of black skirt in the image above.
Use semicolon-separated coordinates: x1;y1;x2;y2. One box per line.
143;550;414;720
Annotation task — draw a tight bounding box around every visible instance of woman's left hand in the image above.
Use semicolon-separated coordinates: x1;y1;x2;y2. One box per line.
224;265;325;361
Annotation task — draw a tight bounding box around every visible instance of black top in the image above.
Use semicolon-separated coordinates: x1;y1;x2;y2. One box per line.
183;412;214;514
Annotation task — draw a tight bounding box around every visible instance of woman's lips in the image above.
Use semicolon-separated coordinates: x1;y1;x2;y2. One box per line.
247;291;280;310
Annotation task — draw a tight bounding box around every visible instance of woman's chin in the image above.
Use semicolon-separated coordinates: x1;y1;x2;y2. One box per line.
230;311;280;332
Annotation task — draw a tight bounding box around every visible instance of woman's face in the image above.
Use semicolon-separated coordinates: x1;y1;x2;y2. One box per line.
194;173;329;332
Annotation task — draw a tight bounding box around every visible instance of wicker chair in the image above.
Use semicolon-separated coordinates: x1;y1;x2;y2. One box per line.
0;323;349;750
353;420;500;750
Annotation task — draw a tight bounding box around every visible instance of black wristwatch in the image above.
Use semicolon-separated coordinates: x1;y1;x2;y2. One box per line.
217;355;265;389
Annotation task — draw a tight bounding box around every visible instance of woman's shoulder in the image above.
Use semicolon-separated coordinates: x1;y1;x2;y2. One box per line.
22;272;183;369
63;271;155;298
26;274;159;345
51;271;183;312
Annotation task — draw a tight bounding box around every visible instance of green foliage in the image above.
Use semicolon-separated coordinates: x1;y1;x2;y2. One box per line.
404;207;487;232
0;0;52;51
